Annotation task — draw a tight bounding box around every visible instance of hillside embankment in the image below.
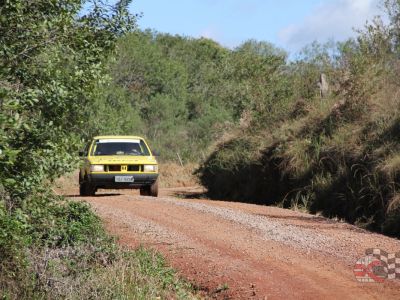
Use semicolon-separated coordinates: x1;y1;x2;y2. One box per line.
197;9;400;237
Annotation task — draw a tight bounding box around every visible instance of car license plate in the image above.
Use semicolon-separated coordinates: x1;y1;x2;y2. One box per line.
115;176;134;183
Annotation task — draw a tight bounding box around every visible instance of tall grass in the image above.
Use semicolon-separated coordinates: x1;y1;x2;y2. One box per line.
0;194;197;299
198;6;400;237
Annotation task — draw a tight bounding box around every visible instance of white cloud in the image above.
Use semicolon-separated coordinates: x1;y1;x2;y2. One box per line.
278;0;381;51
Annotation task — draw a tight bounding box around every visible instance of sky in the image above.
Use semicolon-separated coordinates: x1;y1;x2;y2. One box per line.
130;0;383;54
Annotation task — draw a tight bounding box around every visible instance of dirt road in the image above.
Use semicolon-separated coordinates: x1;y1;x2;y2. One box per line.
67;187;400;299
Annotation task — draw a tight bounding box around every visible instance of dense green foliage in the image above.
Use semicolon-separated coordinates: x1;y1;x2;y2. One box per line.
1;194;195;299
0;1;196;298
0;0;126;295
198;1;400;237
0;0;134;200
98;32;288;161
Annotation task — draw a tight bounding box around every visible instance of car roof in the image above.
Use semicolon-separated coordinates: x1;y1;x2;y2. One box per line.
93;135;145;140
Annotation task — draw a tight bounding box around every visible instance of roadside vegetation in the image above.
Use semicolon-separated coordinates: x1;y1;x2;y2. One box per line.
198;1;400;237
96;30;288;162
0;1;195;298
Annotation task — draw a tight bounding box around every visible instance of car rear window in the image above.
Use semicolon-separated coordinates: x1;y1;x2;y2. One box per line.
90;139;151;156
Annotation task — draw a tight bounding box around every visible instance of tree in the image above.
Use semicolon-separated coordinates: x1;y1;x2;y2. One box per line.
0;0;136;201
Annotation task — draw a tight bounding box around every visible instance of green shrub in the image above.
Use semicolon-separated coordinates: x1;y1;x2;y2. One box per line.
0;202;29;270
0;1;197;298
198;2;400;237
25;195;106;248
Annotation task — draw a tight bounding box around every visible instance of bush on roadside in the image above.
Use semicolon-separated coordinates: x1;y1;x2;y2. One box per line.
0;193;196;299
198;1;400;237
0;2;196;299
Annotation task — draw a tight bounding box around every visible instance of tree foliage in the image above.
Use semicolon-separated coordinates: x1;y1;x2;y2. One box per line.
104;32;289;160
0;0;136;200
0;1;136;292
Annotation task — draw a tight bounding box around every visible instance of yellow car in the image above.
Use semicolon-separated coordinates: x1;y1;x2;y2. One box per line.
79;136;159;197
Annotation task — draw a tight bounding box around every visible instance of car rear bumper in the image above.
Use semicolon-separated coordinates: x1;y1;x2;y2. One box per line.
88;173;158;189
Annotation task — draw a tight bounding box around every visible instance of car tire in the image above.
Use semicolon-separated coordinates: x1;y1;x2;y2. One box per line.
140;187;150;196
140;179;158;197
79;171;84;184
79;180;95;196
149;179;158;197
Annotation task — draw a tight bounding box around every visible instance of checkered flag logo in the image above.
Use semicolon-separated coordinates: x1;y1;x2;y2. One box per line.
365;248;400;280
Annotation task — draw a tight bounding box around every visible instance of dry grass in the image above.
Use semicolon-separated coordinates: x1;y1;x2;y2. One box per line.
159;163;199;188
387;193;400;213
1;246;197;300
280;139;312;177
379;154;400;180
198;60;400;236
